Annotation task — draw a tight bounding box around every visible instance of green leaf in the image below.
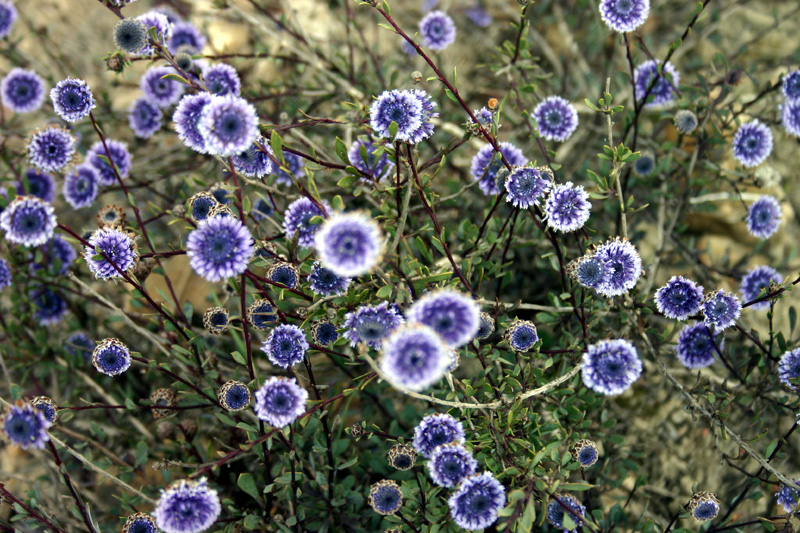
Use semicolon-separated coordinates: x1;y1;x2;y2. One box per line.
238;473;262;503
161;73;190;85
388;121;399;138
271;132;284;162
334;137;348;164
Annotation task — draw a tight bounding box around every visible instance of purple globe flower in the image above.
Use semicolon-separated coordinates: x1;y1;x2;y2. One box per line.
84;227;138;279
133;11;172;57
173;93;213;153
732;120;773;167
675;322;717;369
702;290;741;331
572;439;599;468
0;196;57;247
314;212;383;277
50;78;95;122
782;99;800;137
533;96;579;141
283;197;328;248
782;70;800;101
746;195;782;239
86;140;132;186
594;238;642;297
251;198;273;221
545;182;591;232
547;494;586;533
505;319;539;352
247;299;277;330
114;18;148;54
187;216;254;282
0;1;17;39
571;255;610;290
168;21;206;54
448;473;506;531
254;376;308;428
32;287;67;325
344;302;404;348
33;235;77;276
154;478;221;533
140;66;185;108
368;480;403;516
419;10;456;51
65;332;94;360
413;413;465;457
0;258;11;289
202;63;241;96
122;513;157;533
476;312;495;340
262;324;308;368
308;261;350;296
379;324;450;391
218;381;250;411
1;402;51;450
92;338;132;377
599;0;650;32
777;479;800;513
634;60;679;108
504;166;551;209
470;106;493;127
129;97;163;139
654;276;704;320
18;169;55;203
198;94;258;157
428;443;478;487
741;265;780;310
779;348;800;389
63;164;100;209
232;136;272;177
348;138;394;182
1;68;45;113
582;339;642;396
689;492;720;521
370;89;438;144
471;142;528;196
271;151;305;186
267;262;299;288
406;289;480;348
311;321;339;345
27;126;75;172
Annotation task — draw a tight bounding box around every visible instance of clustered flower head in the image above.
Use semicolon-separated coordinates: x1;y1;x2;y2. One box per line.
379;324;450;392
122;513;157;533
33;236;75;276
83;227;138;279
174;92;213;153
581;339;642;396
674;109;699;134
154;478;221;533
778;348;800;390
18;169;55;203
370;89;438;144
533;96;579;141
92;338;132;377
413;413;465;457
783;99;800;137
267;262;299;289
634;60;680;108
654;276;704;320
688;491;720;521
675;323;717;369
1;401;52;450
186;215;254;282
50;78;95;122
0;1;17;39
232;136;273;178
203;307;229;335
387;443;417;471
732;120;773;167
406;289;480;348
545;182;591;232
1;68;45;113
599;0;650;32
311;320;339;345
593;238;643;297
169;21;206;55
702;290;741;331
344;302;404;348
740;265;780;310
32;287;67;325
505;319;539;352
308;261;351;296
247;299;277;330
198;94;259;157
218;380;250;412
348;137;393;182
569;255;610;290
782;69;800;101
746;195;782;239
133;11;172;57
86;139;132;186
448;472;506;530
114;18;148;53
129;97;163;139
262;324;308;368
283;197;328;248
476;312;495;340
314;211;383;277
471;142;527;196
504;165;551;209
0;196;57;248
428;443;477;487
203;63;242;96
776;479;800;513
572;439;599;468
141;66;185;108
27;126;75;172
547;494;586;533
419;10;456;51
368;479;403;515
254;376;308;428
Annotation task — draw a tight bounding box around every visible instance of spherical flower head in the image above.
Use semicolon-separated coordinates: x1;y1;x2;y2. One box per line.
84;227;138;279
198;94;258;157
741;265;780;310
32;287;67;325
1;68;45;113
368;480;403;516
547;494;586;533
777;479;800;513
0;1;17;39
783;70;800;101
778;348;800;389
174;92;213;153
654;276;704;320
448;472;506;530
311;321;339;345
594;238;642;297
470;106;493;127
733;120;773;168
168;21;206;55
66;332;94;360
203;307;229;335
218;380;250;411
471;142;528;196
188;191;217;222
122;513;157;533
114;18;148;53
247;299;277;329
387;443;417;471
92;338;132;377
476;312;495;340
2;401;51;450
232;136;272;178
702;290;741;332
370;89;436;144
86;140;132;186
96;205;126;228
582;339;642;396
187;216;254;282
534;96;579;141
634;60;679;108
746;195;782;239
504;166;551;209
31;396;58;424
428;443;477;487
254;376;308;427
419;10;456;51
308;261;351;296
133;12;172;57
155;478;221;533
141;66;185;108
406;289;480;348
413;413;465;457
268;262;299;289
0;258;10;289
314;211;383;277
129;97;163;139
262;324;308;368
380;324;451;391
570;255;610;290
633;152;656;176
348;137;394;182
283;197;328;248
545;182;591;232
674;109;698;134
19;169;55;203
343;302;404;349
689;492;720;521
504;319;539;352
0;196;57;247
599;0;649;32
50;78;95;122
675;322;717;369
202;63;241;96
782;99;800;137
27;126;75;172
572;439;599;468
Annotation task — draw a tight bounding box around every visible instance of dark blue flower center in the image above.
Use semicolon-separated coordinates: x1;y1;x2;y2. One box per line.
206;234;234;261
128;521;155;533
545;109;563;128
616;0;634;14
357;319;386;340
468;493;491;514
210;312;227;327
6;415;36;441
